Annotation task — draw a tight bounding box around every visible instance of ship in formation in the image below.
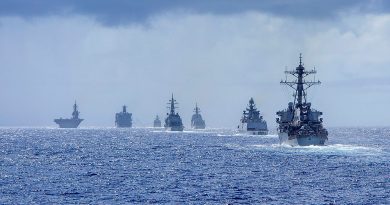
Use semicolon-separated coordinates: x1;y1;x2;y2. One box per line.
153;115;162;128
164;94;184;131
238;98;268;135
191;104;206;129
49;54;329;146
54;101;83;128
115;105;132;128
276;54;328;146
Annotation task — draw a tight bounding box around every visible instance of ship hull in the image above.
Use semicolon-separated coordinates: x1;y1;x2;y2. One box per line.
116;124;132;128
247;130;268;135
115;113;132;128
239;122;268;135
165;126;184;131
238;129;268;135
278;132;327;146
54;119;83;128
116;121;132;128
191;118;205;129
192;124;205;129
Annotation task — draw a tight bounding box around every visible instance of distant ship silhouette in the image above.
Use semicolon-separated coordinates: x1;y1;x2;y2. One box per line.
164;94;184;131
54;101;83;128
154;115;162;128
115;105;132;128
238;98;268;135
191;103;206;129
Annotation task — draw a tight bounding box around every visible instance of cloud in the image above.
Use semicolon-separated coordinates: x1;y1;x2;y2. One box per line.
0;0;390;25
0;10;389;127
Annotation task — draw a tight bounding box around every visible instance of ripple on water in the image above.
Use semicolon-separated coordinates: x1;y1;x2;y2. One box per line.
0;127;388;204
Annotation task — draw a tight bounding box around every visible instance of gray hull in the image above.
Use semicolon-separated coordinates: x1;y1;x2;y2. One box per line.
115;112;132;128
249;130;268;135
239;122;268;135
154;123;161;128
154;119;162;128
192;124;205;129
54;119;83;128
239;130;268;135
116;121;132;128
279;132;327;146
165;126;184;131
116;124;132;128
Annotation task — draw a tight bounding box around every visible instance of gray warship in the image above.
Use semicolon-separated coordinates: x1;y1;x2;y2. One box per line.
54;101;83;128
164;94;184;131
115;105;132;128
191;104;206;129
154;115;162;128
276;54;328;146
238;98;268;135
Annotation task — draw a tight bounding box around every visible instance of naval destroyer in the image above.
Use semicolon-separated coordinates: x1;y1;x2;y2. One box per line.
153;115;162;128
164;94;184;131
54;101;83;128
115;105;132;128
276;54;328;146
238;98;268;135
191;104;206;129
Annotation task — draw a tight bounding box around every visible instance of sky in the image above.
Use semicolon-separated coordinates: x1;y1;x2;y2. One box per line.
0;0;389;128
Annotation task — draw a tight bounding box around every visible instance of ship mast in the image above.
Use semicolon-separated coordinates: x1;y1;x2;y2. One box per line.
194;103;200;115
167;94;178;115
247;98;255;111
72;101;79;119
280;53;321;108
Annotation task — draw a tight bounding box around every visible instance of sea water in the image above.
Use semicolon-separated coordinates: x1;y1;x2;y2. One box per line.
0;127;389;204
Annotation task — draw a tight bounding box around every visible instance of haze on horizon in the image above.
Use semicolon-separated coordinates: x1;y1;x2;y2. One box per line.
0;0;389;128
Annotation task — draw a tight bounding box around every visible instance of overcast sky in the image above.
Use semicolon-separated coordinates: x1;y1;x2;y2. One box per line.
0;0;389;128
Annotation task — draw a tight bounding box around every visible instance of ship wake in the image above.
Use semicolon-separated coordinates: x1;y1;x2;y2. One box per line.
249;143;385;157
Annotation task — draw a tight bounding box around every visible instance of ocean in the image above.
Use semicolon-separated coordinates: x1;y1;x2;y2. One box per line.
1;127;389;204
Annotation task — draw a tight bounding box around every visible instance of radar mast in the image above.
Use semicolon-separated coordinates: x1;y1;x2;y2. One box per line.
280;53;321;108
167;94;179;115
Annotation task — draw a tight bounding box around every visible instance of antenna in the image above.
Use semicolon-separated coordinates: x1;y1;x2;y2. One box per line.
168;93;179;115
299;53;302;66
280;54;321;107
